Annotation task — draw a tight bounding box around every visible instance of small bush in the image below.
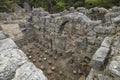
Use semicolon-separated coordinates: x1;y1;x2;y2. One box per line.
56;1;66;12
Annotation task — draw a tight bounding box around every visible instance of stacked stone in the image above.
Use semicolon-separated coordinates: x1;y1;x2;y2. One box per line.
76;7;87;14
0;12;12;22
108;17;120;79
87;7;108;20
87;17;120;80
28;6;120;79
0;31;47;80
87;36;120;80
30;7;103;64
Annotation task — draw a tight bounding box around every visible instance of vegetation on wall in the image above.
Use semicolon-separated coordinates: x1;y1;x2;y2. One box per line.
0;0;120;12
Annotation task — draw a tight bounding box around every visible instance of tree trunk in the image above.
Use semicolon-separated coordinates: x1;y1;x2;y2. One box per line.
46;0;52;13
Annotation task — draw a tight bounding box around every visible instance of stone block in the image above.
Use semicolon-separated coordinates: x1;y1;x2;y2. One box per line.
90;47;110;70
0;38;17;51
1;24;24;40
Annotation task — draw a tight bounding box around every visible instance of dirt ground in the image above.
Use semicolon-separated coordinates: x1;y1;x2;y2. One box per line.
16;27;91;80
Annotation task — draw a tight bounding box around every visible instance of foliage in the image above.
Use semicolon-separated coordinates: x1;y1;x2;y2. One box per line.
0;0;120;12
56;1;66;12
85;0;119;8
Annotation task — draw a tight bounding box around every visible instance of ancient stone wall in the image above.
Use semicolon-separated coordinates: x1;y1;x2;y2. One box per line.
29;7;120;79
0;6;120;80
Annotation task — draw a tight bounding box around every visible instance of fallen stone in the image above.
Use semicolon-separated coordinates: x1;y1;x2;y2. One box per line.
40;65;45;70
73;70;77;75
28;55;32;59
51;66;56;71
90;47;110;70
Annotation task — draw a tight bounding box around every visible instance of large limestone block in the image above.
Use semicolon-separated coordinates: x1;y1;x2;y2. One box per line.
90;47;110;70
12;62;48;80
0;38;17;51
0;31;6;40
0;49;28;80
1;24;23;41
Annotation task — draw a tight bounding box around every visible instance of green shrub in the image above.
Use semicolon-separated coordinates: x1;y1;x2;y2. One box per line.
73;1;84;8
56;1;66;12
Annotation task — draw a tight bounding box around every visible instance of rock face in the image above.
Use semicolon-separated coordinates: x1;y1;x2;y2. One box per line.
0;32;47;80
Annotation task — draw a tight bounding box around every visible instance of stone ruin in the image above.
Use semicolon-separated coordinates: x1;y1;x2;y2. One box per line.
0;6;120;80
0;32;47;80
